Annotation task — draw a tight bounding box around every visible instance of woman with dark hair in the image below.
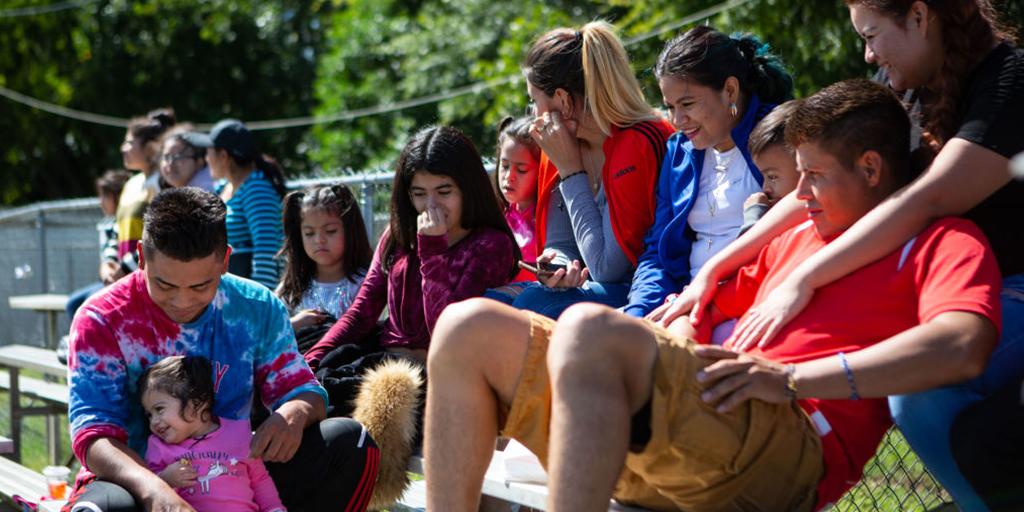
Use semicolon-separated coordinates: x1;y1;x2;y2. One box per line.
488;21;675;319
158;124;213;191
664;2;1023;508
102;108;177;285
304;125;517;373
630;25;794;335
185;119;286;289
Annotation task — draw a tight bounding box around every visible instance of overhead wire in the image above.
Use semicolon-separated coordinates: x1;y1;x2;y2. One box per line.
0;0;759;130
0;0;98;18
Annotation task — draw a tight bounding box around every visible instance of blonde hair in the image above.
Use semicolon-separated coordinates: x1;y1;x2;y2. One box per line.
525;21;658;135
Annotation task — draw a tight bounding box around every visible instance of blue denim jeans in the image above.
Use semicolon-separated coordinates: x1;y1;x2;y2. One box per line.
889;274;1024;512
484;280;630;319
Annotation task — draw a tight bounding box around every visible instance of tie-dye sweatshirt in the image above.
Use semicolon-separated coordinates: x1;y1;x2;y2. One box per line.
68;271;327;467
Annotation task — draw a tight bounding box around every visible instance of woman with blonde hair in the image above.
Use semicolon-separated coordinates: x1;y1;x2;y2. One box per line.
487;21;675;318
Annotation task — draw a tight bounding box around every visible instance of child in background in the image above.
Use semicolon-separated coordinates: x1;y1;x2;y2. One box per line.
740;100;802;235
140;355;286;512
277;184;373;353
65;169;134;319
494;116;541;282
60;170;134;364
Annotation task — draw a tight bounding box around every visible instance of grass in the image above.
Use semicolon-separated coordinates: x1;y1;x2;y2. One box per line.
0;370;74;473
835;428;951;511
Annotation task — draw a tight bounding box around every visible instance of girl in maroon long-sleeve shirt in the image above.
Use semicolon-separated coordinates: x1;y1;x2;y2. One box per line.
305;126;520;372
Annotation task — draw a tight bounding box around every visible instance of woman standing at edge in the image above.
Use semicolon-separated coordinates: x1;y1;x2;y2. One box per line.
661;2;1023;509
185;119;287;289
490;21;675;318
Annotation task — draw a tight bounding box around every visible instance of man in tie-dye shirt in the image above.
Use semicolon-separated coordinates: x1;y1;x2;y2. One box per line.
67;188;379;512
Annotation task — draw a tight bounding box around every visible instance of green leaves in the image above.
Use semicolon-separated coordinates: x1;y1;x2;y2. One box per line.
2;0;1020;205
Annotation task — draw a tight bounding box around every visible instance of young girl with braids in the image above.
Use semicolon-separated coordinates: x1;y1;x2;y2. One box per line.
276;184;373;352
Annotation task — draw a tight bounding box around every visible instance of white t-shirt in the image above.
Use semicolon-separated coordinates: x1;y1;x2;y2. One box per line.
295;272;366;318
686;146;761;279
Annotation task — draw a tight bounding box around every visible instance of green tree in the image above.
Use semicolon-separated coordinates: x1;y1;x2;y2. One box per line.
0;0;329;205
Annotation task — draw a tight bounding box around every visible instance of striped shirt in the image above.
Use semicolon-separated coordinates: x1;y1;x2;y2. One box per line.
218;170;284;289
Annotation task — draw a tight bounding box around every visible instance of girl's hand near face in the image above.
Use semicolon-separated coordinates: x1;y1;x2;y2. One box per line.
530;111;584;177
417;205;448;237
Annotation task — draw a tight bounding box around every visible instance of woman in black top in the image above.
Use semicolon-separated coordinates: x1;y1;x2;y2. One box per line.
662;1;1023;509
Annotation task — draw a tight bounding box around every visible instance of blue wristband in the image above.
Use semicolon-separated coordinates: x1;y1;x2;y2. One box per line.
837;352;859;401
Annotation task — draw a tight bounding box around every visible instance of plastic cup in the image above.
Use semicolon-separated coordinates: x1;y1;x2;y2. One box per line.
42;466;70;500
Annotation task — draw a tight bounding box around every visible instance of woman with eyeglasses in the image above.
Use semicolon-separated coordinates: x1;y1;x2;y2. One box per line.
158;124;214;191
485;21;675;319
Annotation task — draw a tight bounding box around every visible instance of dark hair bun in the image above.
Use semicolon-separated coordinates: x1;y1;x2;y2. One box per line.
147;108;177;129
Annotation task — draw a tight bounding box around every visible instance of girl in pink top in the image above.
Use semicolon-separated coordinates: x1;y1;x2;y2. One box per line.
494;116;541;282
140;356;285;512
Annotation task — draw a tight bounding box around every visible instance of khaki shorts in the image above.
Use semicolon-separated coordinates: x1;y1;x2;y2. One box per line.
500;313;824;512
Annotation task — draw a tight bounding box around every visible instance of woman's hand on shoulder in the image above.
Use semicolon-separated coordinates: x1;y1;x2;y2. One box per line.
730;275;814;352
530;111;583;176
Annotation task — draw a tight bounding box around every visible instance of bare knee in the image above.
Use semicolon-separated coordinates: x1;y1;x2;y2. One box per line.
548;304;656;407
428;298;504;373
429;298;532;401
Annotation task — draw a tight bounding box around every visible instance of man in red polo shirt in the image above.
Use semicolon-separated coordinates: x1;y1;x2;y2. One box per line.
424;79;1001;511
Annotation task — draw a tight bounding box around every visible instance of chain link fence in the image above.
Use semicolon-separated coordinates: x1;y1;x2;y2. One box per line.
837;428;952;511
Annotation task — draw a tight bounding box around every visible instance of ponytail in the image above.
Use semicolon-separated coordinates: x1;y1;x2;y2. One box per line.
525;21;657;136
579;21;660;134
277;190;308;310
256;154;287;198
229;152;288;198
732;34;794;105
656;26;794;107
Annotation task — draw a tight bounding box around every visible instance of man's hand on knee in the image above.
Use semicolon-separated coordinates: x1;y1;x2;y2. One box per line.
694;345;793;413
251;412;303;463
251;392;323;462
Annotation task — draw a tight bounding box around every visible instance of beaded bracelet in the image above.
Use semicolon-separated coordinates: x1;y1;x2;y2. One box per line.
837;352;860;401
560;170;588;181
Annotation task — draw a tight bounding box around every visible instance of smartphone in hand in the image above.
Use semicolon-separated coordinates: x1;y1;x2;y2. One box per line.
518;260;567;280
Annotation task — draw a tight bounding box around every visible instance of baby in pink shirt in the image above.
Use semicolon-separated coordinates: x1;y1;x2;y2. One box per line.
140;355;286;512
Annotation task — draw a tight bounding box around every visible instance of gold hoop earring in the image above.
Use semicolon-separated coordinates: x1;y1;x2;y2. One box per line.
729;103;738;117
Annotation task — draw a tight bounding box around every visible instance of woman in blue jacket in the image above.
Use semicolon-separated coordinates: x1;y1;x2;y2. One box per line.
623;26;794;323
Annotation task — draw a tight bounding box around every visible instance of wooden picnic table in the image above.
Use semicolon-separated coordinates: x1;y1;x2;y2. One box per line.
7;294;69;350
0;345;68;466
